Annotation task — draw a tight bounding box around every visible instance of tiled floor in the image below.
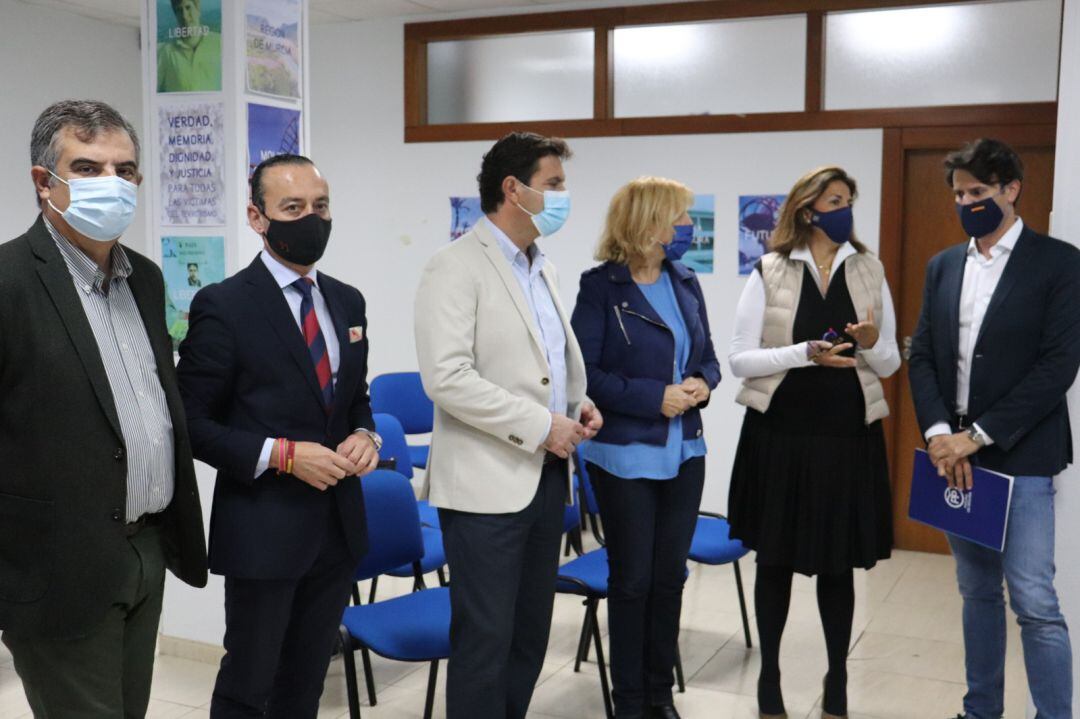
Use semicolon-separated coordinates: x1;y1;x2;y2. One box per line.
0;548;1028;719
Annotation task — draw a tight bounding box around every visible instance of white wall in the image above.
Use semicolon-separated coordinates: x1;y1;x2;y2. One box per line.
1049;0;1080;715
0;0;147;252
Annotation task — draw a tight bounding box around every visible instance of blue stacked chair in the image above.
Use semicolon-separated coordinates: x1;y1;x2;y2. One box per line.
338;469;450;719
687;512;753;649
369;372;434;469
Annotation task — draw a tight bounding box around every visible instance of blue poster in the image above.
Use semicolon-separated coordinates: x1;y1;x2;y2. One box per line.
450;197;484;241
683;194;714;274
247;103;301;176
738;194;786;276
162;236;226;349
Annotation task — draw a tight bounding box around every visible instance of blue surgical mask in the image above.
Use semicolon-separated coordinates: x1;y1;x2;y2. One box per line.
48;172;138;242
956;195;1005;239
810;205;853;245
515;184;570;237
665;224;694;261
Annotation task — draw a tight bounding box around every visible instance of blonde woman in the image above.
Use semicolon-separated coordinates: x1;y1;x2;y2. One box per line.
570;177;720;719
727;167;900;719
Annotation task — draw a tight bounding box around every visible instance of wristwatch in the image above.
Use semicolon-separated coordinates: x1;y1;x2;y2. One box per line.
356;428;383;451
965;426;986;448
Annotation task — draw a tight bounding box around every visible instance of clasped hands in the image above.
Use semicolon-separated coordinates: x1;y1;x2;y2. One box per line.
662;376;710;419
275;433;381;492
544;402;604;459
928;432;983;490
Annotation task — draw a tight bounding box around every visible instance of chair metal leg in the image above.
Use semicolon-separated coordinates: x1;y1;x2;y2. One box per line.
674;642;686;693
733;560;752;648
570;527;584;557
574;600;593;672
351;584;362;606
339;626;362;719
437;567;448;586
423;661;439;719
588;599;614;719
361;647;377;706
368;576;379;604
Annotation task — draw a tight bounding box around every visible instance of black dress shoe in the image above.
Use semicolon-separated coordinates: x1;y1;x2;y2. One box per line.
648;704;681;719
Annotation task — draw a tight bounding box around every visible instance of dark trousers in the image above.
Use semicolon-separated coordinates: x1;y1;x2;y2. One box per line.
589;457;705;718
1;524;166;719
210;508;355;718
438;459;567;719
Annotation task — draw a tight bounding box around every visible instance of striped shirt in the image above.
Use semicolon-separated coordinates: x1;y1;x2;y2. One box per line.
46;218;175;522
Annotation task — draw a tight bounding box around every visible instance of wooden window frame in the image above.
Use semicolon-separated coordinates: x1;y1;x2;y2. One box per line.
403;0;1059;142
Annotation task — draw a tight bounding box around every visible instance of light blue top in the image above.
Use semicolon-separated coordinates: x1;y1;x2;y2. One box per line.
485;217;568;416
580;269;707;480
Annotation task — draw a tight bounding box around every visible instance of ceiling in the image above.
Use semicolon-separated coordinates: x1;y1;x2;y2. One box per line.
15;0;601;27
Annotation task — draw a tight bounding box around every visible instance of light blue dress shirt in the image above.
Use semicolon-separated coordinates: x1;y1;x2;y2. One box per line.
580;269;706;480
485;217;568;418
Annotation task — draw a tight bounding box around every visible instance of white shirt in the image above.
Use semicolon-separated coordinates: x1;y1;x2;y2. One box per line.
729;243;901;379
255;250;342;477
484;217;568;430
924;218;1024;445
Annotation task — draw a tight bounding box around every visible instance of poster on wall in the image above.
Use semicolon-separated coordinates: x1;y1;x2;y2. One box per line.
682;194;715;274
247;103;301;176
738;194;786;276
159;102;226;226
156;0;222;93
246;0;302;98
450;197;484;241
162;235;226;349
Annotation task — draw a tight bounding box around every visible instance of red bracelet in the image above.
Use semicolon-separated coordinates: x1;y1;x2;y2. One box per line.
277;438;287;474
286;440;296;475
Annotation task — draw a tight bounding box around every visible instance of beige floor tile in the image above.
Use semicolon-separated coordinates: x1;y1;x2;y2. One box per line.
842;666;967;718
149;655;219;707
0;668;31;719
146;698;202;718
847;632;968;684
689;644;826;711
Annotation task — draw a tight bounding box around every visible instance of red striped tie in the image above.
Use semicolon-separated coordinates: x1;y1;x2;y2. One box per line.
292;277;334;410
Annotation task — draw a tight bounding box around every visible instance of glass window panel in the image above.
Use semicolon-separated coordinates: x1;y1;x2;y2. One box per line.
614;16;806;118
427;30;594;124
824;0;1061;110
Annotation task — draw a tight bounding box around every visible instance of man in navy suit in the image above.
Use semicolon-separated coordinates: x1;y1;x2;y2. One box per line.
178;154;380;718
908;138;1080;719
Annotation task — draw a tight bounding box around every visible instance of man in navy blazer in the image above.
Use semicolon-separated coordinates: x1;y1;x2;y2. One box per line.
178;154;380;718
908;138;1080;719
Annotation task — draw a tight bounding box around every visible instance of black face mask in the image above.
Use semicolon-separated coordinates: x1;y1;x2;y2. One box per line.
265;212;331;265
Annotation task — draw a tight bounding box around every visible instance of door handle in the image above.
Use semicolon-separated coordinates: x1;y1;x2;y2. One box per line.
902;336;913;361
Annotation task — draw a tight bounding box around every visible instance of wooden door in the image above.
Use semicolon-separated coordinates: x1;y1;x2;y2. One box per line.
880;126;1056;553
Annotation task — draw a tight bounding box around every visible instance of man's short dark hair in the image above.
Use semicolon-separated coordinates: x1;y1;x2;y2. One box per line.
477;132;572;214
944;138;1024;189
187;263;199;270
250;154;314;213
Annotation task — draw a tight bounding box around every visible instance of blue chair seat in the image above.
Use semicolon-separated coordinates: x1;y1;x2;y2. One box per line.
557;549;610;596
387;526;446;577
409;445;429;469
341;586;451;662
688;516;749;565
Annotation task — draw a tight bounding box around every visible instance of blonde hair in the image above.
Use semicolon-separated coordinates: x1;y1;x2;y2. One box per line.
596;176;694;266
770;166;868;255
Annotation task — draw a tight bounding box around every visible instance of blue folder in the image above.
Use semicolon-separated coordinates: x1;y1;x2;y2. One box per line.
908;449;1014;552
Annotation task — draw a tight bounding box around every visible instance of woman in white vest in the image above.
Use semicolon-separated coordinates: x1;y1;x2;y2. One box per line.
727;166;901;719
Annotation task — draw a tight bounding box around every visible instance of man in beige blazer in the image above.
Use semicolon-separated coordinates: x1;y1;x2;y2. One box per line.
415;132;602;719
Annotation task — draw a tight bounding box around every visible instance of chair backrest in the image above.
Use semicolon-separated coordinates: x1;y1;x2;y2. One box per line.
373;413;413;480
370;372;434;435
574;449;600;516
354;470;424;581
563;473;582;534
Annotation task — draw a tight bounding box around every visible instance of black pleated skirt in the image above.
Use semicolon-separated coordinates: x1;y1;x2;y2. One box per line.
727;407;893;577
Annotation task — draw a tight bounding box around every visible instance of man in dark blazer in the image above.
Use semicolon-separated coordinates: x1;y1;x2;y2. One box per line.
908;138;1080;719
0;100;207;716
178;154;379;718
